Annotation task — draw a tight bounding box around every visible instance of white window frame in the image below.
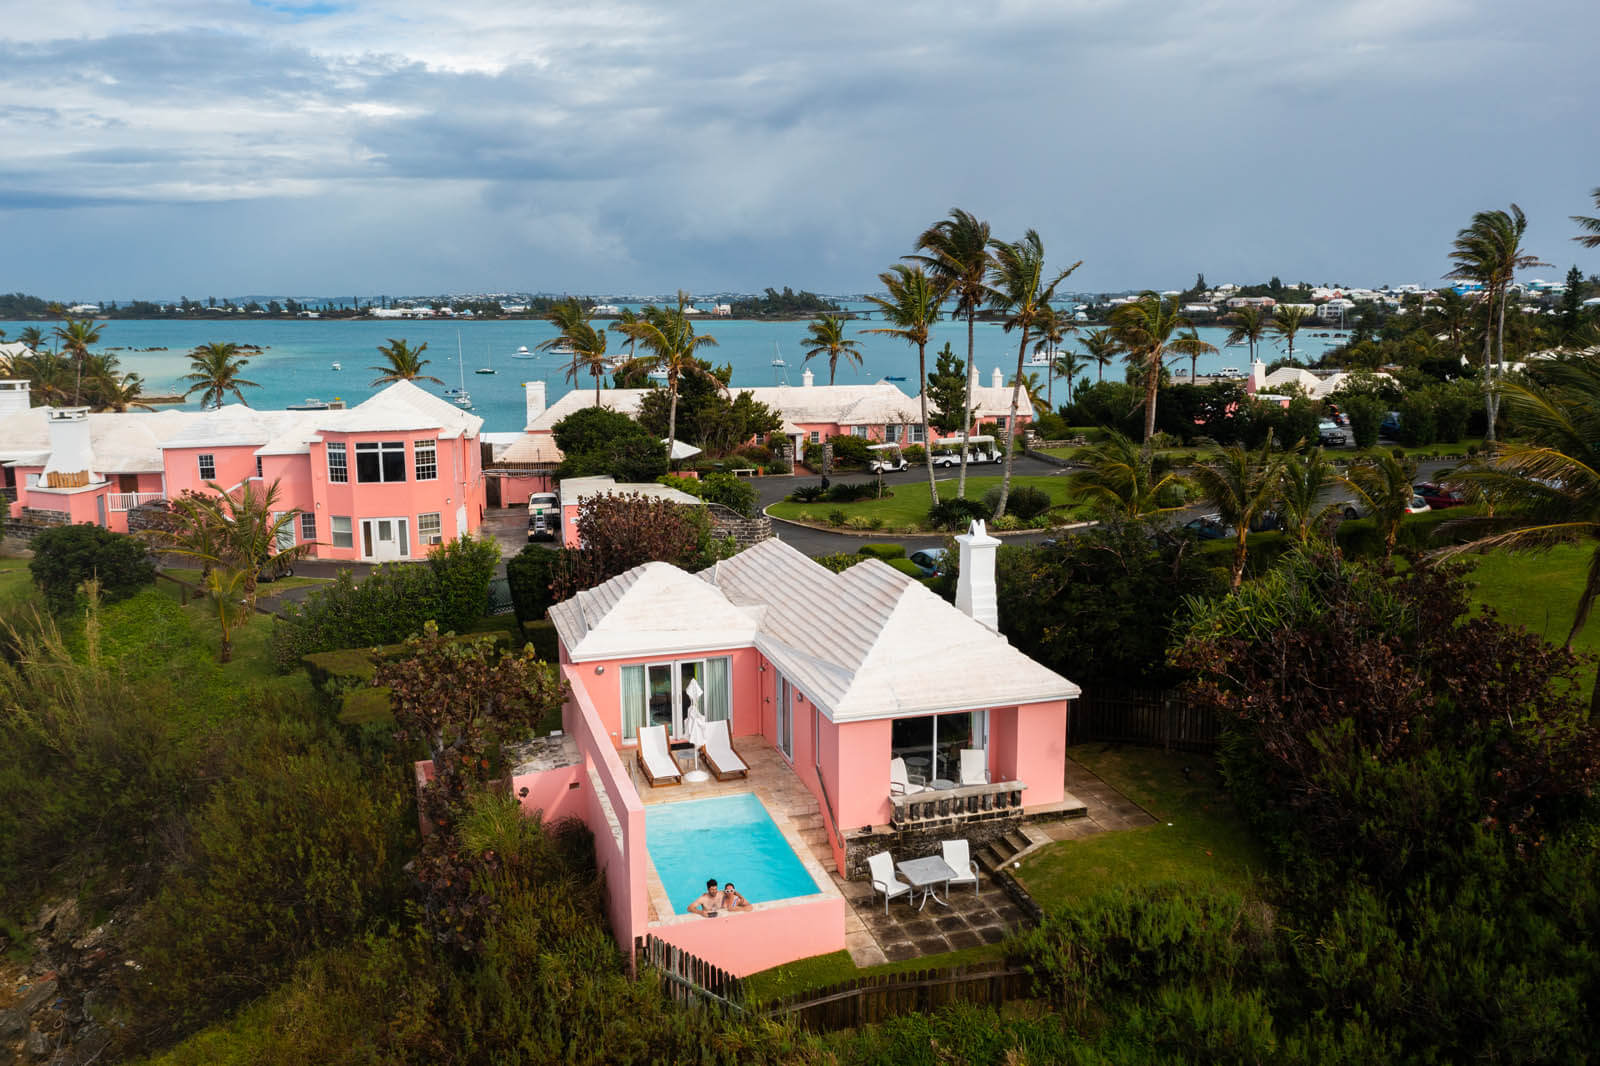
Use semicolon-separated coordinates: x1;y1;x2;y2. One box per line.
618;656;731;741
300;512;316;542
910;423;927;444
808;431;820;444
273;512;295;551
197;453;215;480
327;442;348;483
850;424;868;438
418;511;442;545
331;515;353;549
414;439;437;481
255;456;263;478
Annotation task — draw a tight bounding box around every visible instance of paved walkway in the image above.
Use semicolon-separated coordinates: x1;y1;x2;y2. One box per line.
1037;756;1159;843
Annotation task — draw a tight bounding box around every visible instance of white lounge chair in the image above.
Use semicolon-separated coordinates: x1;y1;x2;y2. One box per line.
867;851;911;914
890;757;926;796
636;724;682;788
700;720;749;781
958;748;989;787
942;839;980;897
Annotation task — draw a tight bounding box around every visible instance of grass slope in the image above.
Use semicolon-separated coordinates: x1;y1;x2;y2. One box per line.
768;475;1080;531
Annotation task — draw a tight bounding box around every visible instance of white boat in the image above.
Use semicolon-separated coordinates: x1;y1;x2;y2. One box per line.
453;393;473;408
450;332;472;408
329;361;342;371
286;398;332;411
1220;366;1239;376
476;343;496;375
511;345;537;359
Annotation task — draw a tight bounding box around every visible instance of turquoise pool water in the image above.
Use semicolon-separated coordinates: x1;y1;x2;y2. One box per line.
645;793;821;915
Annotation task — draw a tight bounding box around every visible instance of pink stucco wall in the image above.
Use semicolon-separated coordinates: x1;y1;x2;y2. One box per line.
1009;699;1069;808
565;646;762;749
163;444;258;495
647;896;847;978
494;473;553;507
509;763;585;824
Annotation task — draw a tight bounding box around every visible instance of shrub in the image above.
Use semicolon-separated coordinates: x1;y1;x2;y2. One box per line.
984;484;1053;520
990;513;1021;531
887;558;925;577
828;433;874;467
927;496;993;531
787;484;826;503
505;545;563;626
858;543;906;559
902;444;927;464
826;509;847;526
696;473;759;517
845;516;875;530
826;481;882;503
29;523;155;612
811;552;861;572
427;535;502;633
270;564;443;670
1346;395;1386;448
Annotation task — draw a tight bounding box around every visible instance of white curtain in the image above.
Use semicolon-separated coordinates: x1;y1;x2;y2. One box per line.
704;657;731;723
621;665;646;740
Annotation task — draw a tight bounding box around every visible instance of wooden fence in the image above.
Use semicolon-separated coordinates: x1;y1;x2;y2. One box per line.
1071;685;1221;752
635;936;745;1014
761;960;1031;1032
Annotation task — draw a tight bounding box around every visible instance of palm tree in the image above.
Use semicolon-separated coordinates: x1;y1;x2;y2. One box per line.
913;209;993;499
369;338;443;386
608;308;640;365
1268;305;1310;361
181;342;261;408
1169;327;1218;384
93;372;154;412
618;298;720;453
542;300;611;406
1572;187;1600;248
1340;451;1419;563
1008;371;1048;416
18;326;45;353
1070;429;1188;520
1109;292;1187;442
153;479;314;616
1279;447;1337;544
1079;328;1121;384
1189;442;1285;589
53;318;102;405
1034;308;1077;411
987;231;1081;516
1447;205;1548;443
201;565;251;663
800;314;863;385
1224;305;1268;366
1052;351;1086;405
865;264;946;501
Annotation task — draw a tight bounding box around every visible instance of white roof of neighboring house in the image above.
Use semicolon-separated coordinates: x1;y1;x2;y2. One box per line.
558;475;700;505
1258;366;1397;401
550;538;1078;722
0;407;195;473
495;434;563;465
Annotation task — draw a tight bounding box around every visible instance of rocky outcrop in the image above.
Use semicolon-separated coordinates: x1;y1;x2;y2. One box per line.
1;898;131;1065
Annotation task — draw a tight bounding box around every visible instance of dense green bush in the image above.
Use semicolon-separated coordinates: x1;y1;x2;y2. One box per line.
983;484;1052;520
270;564;442;670
659;472;759;517
927;496;992;531
827;481;883;503
857;543;906;559
1345;395;1386;448
551;406;668;481
505;544;563;626
787;484;827;503
29;523;155;612
427;535;502;632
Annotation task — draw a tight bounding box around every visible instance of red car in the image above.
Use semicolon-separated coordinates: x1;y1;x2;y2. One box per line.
1414;482;1467;509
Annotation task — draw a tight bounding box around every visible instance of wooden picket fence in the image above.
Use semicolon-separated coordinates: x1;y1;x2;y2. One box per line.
635;936;745;1014
1071;685;1221;752
761;960;1031;1033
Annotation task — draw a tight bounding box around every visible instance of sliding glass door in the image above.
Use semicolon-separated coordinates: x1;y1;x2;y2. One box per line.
620;656;732;741
777;675;794;760
890;710;987;784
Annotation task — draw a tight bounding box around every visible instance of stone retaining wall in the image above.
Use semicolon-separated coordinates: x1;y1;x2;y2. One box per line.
840;812;1023;882
705;502;773;549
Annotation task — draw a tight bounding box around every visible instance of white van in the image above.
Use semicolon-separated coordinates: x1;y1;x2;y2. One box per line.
527;491;560;541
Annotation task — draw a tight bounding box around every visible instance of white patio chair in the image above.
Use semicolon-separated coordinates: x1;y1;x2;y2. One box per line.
958;748;990;787
942;839;980;897
867;851;911;914
700;719;749;781
636;724;682;788
890;757;926;795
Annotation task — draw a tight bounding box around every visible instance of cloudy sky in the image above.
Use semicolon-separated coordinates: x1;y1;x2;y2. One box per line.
3;0;1597;300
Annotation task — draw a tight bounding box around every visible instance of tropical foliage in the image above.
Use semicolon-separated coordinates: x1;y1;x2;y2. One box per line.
800;313;862;385
1070;429;1187;519
615;294;721;452
181;342;262;408
865;263;945;500
1109;291;1188;442
1188;442;1285;588
914;209;993;497
368;337;443;386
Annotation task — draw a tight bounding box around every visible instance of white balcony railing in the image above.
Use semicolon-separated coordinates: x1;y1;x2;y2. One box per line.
108;491;166;512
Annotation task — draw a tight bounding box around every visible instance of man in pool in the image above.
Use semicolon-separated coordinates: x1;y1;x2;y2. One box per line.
689;878;721;917
720;882;753;912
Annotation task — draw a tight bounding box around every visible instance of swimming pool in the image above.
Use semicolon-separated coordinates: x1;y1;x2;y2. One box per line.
645;793;821;915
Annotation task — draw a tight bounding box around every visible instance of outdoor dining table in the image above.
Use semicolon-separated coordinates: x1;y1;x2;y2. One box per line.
895;856;959;911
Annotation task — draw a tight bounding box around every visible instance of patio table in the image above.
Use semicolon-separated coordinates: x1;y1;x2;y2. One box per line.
896;856;959;911
928;778;955;790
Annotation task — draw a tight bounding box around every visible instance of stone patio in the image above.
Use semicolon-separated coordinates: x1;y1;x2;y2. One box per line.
838;873;1025;962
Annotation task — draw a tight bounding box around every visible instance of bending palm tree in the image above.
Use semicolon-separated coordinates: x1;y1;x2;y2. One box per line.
1340;451;1418;563
94;372;154;412
1190;442;1285;589
53;318;102;405
18;326;45;353
181;342;261;408
987;231;1081;516
1279;447;1337;544
1052;351;1086;405
1268;305;1310;362
913;209;993;498
1034;309;1077;411
369;338;443;386
16;351;72;405
151;478;313;617
618;298;720;452
1572;187;1600;248
1109;292;1187;442
1224;305;1268;366
800;314;862;385
1169;327;1217;384
1079;328;1121;384
1070;430;1187;519
542;300;611;406
865;265;945;501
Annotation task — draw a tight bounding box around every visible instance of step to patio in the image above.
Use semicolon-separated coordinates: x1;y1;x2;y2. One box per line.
978;823;1054;875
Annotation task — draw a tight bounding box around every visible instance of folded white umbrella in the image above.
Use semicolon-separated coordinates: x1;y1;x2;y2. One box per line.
662;438;703;461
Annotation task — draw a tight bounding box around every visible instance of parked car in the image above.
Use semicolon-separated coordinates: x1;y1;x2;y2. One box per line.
1413;482;1467;509
528;491;560;541
1182;514;1231;540
1339;495;1431;520
908;548;947;577
1317;421;1345;446
1378;411;1402;439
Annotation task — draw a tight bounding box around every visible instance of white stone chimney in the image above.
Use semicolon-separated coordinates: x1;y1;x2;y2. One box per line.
43;408;98;487
802;368;814;388
0;379;30;417
523;380;547;429
1247;360;1266;394
991;366;1003;390
955;519;1000;632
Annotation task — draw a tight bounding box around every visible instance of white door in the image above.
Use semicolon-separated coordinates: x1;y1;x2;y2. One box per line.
361;517;410;562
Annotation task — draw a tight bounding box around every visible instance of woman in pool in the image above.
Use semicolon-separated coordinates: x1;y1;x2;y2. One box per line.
720;882;753;912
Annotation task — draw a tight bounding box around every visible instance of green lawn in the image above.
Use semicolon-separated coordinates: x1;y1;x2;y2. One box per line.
161;567;331;598
742;943;1006;1006
1467;543;1599;658
0;556;34;614
1016;746;1265;910
768;475;1082;532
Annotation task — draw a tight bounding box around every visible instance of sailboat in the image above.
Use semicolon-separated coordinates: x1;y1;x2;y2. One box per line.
450;334;472;408
511;345;537;359
771;342;790;386
476;342;496;375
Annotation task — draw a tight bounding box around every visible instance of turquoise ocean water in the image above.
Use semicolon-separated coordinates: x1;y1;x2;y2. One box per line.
0;308;1345;433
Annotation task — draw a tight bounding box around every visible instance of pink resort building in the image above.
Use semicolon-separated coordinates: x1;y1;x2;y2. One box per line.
499;523;1080;976
0;379;486;561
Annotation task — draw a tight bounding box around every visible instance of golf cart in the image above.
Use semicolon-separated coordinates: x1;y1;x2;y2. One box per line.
930;434;1002;467
527;491;560;542
867;442;908;473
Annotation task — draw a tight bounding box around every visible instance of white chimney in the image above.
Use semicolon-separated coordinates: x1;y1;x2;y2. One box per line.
0;379;30;417
1247;360;1266;394
523;380;547;429
43;408;98;487
991;366;1003;390
802;368;814;388
955;519;1000;631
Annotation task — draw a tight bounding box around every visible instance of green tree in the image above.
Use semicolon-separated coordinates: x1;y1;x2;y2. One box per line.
1268;304;1310;361
181;342;261;408
542;299;611;406
865;264;946;502
914;209;993;498
987;230;1080;515
1051;350;1086;406
1560;264;1586;341
1169;327;1217;385
1279;446;1337;544
52;317;102;405
1078;327;1121;384
1110;292;1188;442
1340;450;1419;562
1223;304;1268;365
29;524;155;613
1189;441;1285;589
151;479;314;618
799;313;862;385
1007;370;1047;416
1070;429;1187;519
1034;308;1077;410
616;295;720;454
925;342;968;435
368;337;443;386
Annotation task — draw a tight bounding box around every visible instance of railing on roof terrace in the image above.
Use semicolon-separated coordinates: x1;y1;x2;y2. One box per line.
108;492;166;512
890;779;1027;830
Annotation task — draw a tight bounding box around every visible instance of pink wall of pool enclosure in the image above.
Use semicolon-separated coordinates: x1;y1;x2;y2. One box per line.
496;524;1078;976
